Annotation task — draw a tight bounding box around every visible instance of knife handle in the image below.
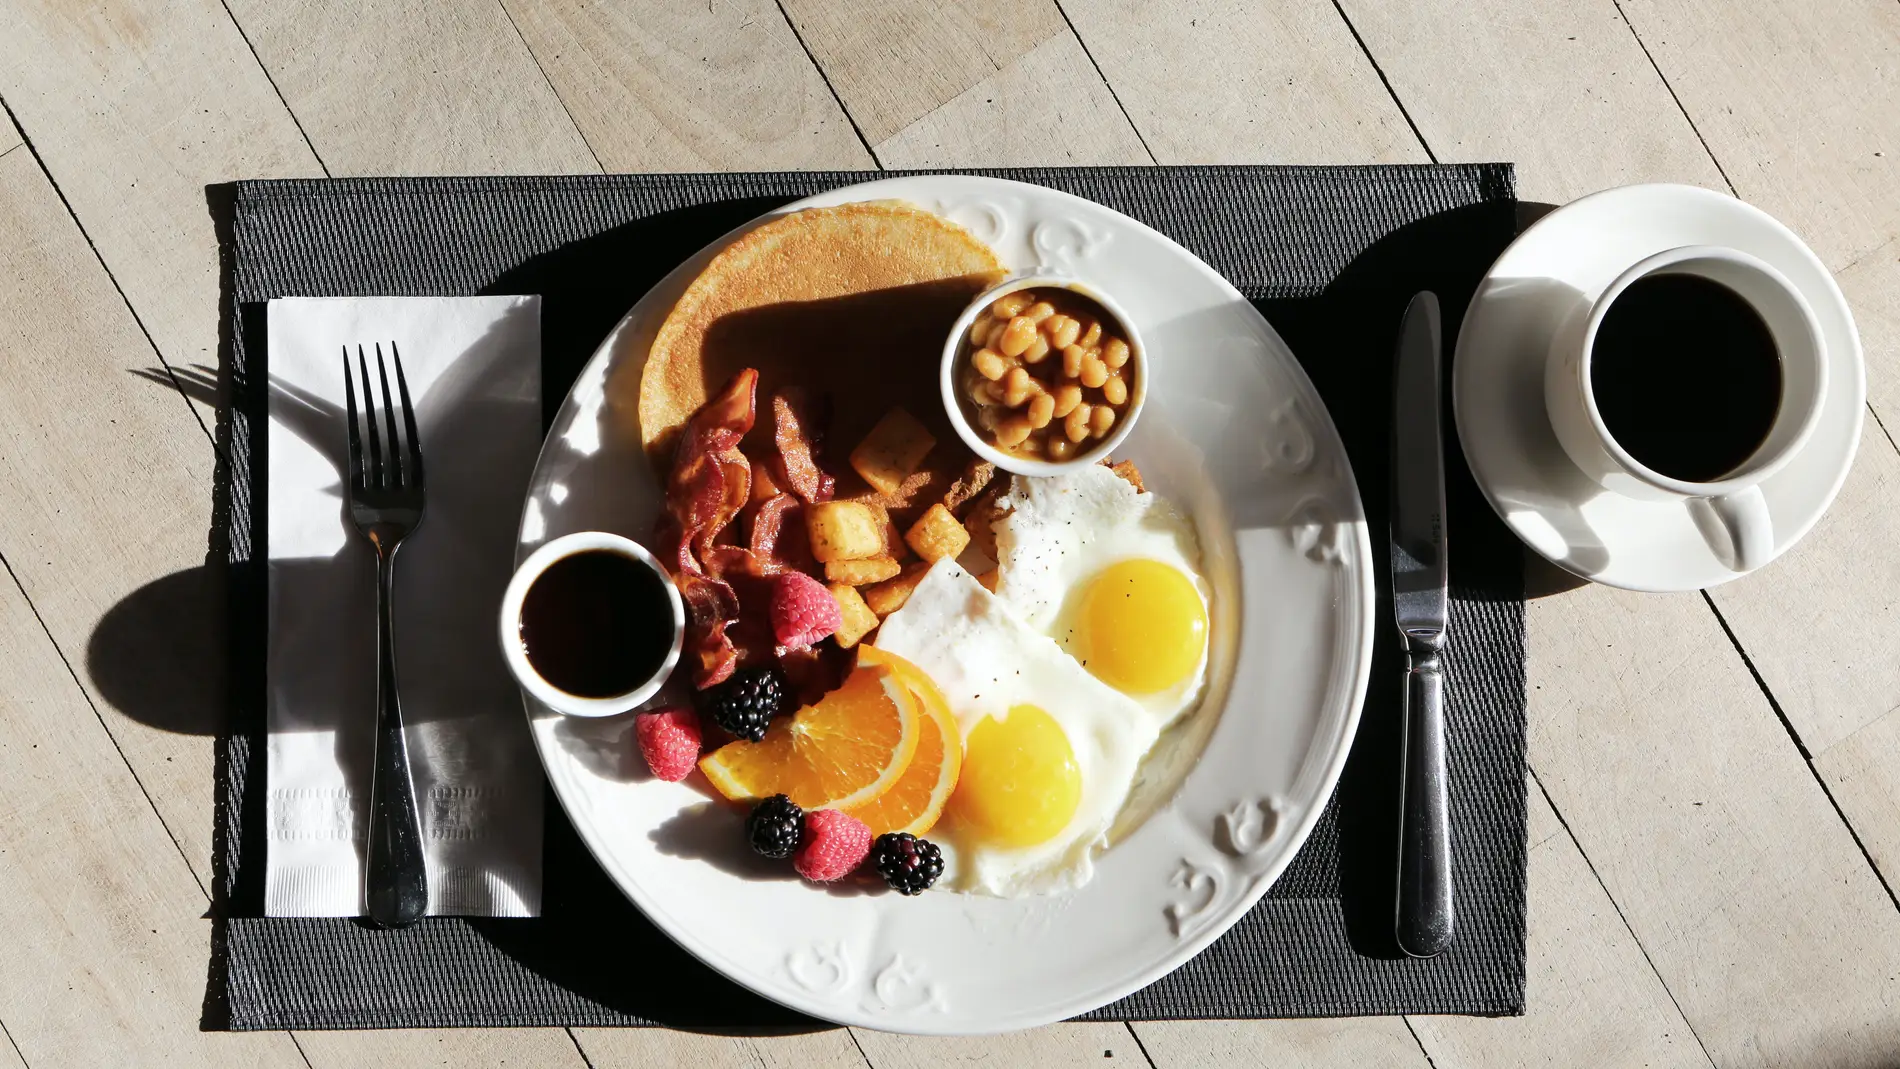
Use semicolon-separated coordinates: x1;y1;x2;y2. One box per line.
1396;647;1453;957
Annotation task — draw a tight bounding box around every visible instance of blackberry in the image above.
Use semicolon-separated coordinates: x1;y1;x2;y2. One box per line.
702;665;788;741
746;794;803;859
871;832;944;895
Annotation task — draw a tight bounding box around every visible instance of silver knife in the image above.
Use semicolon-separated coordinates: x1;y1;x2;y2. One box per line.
1390;291;1453;958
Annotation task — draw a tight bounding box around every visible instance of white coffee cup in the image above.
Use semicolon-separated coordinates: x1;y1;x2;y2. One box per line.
1544;245;1828;573
498;531;684;717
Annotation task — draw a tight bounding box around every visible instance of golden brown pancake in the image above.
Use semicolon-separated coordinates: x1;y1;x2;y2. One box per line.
640;201;1004;521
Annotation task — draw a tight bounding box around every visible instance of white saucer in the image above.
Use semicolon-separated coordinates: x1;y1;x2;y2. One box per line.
1452;184;1865;592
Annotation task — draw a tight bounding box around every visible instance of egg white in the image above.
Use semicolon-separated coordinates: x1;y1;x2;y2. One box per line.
871;561;1158;897
991;464;1212;729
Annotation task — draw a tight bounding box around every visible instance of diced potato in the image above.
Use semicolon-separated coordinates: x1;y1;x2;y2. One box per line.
868;503;909;561
1108;458;1144;492
806;501;884;563
864;562;931;617
850;407;937;496
905;503;970;564
750;458;783;504
825;556;901;586
976;568;1000;593
942;458;998;515
829;583;879;649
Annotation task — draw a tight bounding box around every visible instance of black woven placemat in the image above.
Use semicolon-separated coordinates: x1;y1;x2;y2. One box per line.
207;165;1526;1030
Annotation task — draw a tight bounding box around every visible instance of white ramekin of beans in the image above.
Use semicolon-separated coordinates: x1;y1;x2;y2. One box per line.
940;275;1146;475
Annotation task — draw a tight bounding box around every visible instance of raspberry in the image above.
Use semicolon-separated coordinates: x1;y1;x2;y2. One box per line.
771;571;841;650
793;809;873;882
870;832;944;895
634;706;701;782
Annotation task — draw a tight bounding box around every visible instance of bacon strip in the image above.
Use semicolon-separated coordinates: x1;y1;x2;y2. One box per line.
771;388;835;504
658;370;758;688
748;493;799;559
704;490;809;581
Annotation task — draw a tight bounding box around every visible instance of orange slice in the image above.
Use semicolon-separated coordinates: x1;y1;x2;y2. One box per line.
848;648;964;836
699;663;921;809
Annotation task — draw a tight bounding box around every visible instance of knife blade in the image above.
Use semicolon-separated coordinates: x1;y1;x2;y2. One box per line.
1390;290;1453;958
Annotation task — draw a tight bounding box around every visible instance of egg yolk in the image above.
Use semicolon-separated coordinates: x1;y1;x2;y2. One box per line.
1079;559;1207;695
949;705;1082;848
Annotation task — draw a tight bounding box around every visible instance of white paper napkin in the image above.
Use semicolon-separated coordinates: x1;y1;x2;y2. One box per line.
265;296;544;917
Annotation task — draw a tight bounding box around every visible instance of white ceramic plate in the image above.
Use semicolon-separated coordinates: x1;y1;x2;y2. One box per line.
515;176;1375;1034
1454;183;1865;591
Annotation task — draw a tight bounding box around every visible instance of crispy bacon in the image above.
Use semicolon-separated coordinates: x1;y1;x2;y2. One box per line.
703;490;813;581
771;388;835;504
657;372;847;689
748;493;798;557
658;370;758;688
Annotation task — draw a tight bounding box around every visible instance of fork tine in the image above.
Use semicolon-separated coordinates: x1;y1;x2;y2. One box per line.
389;342;424;491
375;343;403;487
358;344;383;488
342;346;364;491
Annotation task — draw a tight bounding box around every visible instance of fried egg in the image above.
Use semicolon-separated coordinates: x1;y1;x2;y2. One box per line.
872;562;1158;896
992;464;1211;728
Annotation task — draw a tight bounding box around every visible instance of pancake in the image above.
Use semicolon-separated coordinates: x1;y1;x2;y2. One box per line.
640;201;1004;520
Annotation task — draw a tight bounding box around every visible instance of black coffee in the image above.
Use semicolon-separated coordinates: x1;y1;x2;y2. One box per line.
519;550;674;698
1590;274;1783;483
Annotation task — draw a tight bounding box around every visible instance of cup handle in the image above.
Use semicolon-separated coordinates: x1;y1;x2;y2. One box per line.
1690;486;1774;572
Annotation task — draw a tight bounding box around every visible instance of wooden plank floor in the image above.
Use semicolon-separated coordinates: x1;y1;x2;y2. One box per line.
0;0;1893;1064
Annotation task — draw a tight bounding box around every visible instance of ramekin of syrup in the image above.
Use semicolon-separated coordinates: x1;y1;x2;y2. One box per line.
499;531;684;717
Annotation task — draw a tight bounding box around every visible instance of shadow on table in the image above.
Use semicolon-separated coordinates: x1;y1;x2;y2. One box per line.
1250;197;1531;958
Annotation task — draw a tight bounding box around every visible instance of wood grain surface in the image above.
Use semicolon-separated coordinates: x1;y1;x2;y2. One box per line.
292;1029;589;1068
873;30;1149;167
502;0;873;171
222;0;598;176
1058;0;1422;165
574;1027;871;1069
0;0;1893;1064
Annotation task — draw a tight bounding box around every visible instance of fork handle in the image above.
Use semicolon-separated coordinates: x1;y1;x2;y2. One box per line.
365;542;427;929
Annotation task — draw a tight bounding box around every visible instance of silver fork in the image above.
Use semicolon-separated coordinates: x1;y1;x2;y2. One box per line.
343;342;428;929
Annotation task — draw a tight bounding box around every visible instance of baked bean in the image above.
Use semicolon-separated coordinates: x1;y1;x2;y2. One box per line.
1026;391;1055;429
1003;366;1034;407
995;414;1034;447
1064;403;1092;443
1045;315;1081;350
962;287;1135;461
998;316;1037;357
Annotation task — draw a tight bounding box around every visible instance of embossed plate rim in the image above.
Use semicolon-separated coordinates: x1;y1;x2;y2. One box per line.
514;175;1376;1034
